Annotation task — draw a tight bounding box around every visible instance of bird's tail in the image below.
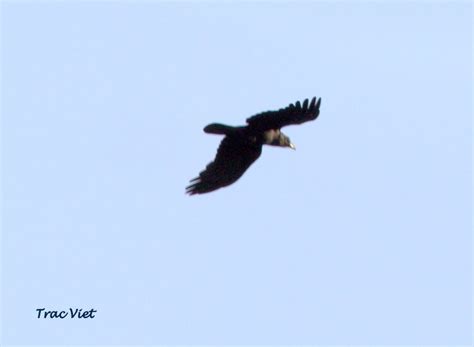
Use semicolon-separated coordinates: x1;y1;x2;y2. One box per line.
203;123;239;135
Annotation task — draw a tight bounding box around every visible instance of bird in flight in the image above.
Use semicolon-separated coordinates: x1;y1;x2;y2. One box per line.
186;97;322;195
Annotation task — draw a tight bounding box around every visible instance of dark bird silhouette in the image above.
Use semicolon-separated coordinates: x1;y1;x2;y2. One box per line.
186;97;322;195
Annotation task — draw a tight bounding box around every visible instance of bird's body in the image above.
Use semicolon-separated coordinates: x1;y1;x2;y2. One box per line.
186;97;321;195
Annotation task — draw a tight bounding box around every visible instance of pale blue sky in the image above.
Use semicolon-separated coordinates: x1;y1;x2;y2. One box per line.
1;1;472;345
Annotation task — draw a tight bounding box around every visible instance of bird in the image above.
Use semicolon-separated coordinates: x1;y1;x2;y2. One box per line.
186;97;322;195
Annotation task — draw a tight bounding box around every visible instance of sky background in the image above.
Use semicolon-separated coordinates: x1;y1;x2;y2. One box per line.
1;1;472;345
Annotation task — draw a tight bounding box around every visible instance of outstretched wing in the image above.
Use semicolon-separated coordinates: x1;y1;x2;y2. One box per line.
246;97;321;131
186;136;262;195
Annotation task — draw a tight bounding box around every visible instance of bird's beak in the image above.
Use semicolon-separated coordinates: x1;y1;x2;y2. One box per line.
289;142;296;150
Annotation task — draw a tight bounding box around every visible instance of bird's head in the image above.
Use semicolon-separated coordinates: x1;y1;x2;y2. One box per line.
264;130;296;150
278;132;296;150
